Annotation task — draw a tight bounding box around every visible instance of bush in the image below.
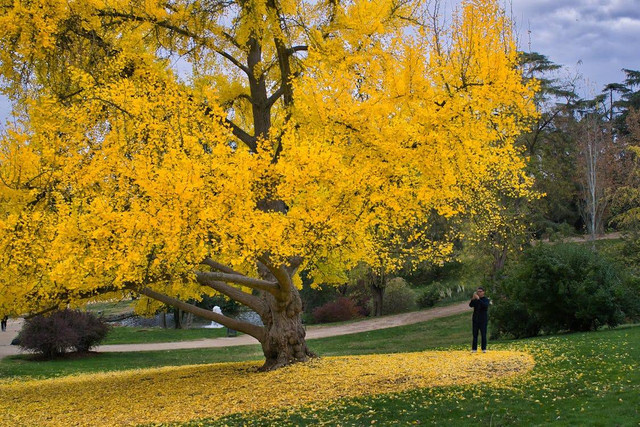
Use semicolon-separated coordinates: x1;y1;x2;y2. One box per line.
617;275;640;322
417;284;442;308
312;297;361;323
18;309;111;358
381;277;416;315
416;281;466;308
491;244;631;339
489;299;541;339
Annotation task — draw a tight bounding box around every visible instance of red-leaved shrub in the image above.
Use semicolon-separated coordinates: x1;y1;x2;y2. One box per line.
312;297;361;323
18;309;111;358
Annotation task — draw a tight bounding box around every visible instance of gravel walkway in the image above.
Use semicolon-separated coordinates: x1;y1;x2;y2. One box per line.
0;302;469;359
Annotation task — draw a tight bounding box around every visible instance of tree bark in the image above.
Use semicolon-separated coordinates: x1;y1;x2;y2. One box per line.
258;286;314;371
174;307;182;329
368;266;386;317
491;244;508;282
371;285;384;317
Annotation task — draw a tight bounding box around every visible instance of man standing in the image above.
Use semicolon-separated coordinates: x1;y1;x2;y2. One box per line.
1;316;7;332
469;287;490;353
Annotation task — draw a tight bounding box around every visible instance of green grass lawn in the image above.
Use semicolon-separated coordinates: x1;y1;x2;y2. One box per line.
83;299;135;317
203;324;640;426
102;325;229;344
2;314;638;426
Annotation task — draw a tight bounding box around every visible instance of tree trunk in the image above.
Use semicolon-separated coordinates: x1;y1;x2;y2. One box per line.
258;286;314;371
184;312;193;329
491;244;508;282
174;308;182;329
371;284;384;317
369;265;386;317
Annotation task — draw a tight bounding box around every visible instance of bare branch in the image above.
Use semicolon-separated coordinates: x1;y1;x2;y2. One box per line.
97;10;249;75
214;49;250;75
287;45;308;54
138;287;265;341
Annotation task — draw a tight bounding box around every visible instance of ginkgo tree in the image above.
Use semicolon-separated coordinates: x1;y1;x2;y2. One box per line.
0;0;537;370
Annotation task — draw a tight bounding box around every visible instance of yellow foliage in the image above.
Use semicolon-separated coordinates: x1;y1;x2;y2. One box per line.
0;0;537;314
0;350;534;426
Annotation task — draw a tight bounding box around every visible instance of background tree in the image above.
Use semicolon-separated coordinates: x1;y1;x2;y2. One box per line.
575;106;612;242
611;69;640;135
612;108;640;266
517;52;582;236
0;0;537;370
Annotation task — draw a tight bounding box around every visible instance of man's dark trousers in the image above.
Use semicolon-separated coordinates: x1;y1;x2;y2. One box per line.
472;319;487;351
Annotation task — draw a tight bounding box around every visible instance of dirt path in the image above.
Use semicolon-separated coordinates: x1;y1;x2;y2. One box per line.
535;231;622;245
0;302;469;359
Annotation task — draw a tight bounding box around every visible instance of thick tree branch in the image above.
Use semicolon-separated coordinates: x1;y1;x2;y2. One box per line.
201;258;243;275
138;287;265;341
257;256;293;295
225;118;258;152
197;270;279;293
24;305;61;319
266;86;285;108
23;284;128;319
287;45;308;55
195;273;268;315
286;256;304;276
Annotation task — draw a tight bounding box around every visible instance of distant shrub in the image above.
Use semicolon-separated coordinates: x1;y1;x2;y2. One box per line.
416;281;465;308
417;284;442;308
312;298;361;323
617;275;640;322
381;278;416;315
490;299;541;339
491;244;631;339
18;310;111;358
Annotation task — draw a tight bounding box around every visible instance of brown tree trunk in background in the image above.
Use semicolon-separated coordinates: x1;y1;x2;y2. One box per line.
491;244;509;282
174;308;182;329
184;312;193;329
369;266;386;317
371;284;384;317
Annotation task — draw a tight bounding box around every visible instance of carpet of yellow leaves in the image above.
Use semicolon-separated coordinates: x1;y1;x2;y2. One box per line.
0;350;533;426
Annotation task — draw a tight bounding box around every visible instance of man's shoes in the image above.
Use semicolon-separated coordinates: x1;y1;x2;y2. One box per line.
471;350;477;353
482;350;487;353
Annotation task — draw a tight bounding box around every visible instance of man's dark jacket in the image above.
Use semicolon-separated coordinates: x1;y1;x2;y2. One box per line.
469;297;490;323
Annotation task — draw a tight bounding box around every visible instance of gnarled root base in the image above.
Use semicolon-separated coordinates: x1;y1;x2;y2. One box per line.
258;310;316;371
259;347;316;371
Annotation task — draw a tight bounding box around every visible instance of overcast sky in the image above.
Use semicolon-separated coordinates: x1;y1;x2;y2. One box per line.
508;0;640;94
1;0;639;123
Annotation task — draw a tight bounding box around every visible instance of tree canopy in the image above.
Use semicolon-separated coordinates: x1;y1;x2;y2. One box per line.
0;0;537;368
